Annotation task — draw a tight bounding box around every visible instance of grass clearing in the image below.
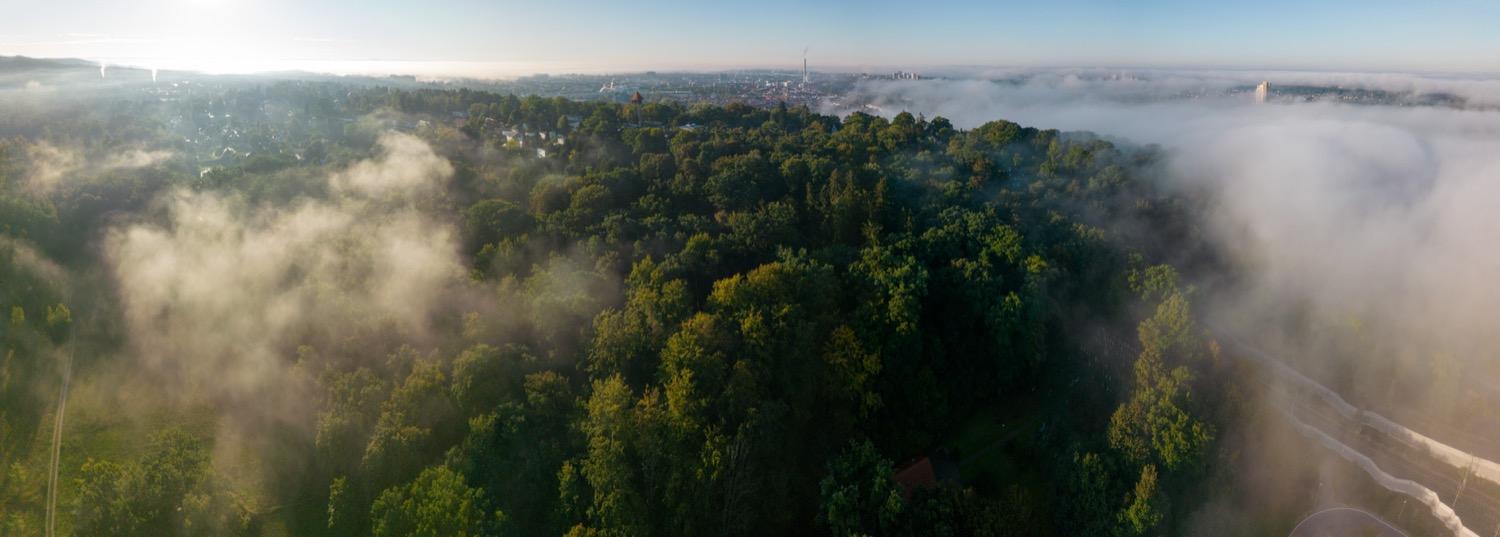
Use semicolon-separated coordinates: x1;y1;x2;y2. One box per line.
945;395;1045;495
17;369;220;537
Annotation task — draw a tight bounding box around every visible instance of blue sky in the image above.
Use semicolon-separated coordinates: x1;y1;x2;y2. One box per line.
3;0;1498;76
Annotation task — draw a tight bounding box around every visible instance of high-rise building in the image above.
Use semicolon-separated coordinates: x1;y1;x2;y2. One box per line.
1255;81;1271;103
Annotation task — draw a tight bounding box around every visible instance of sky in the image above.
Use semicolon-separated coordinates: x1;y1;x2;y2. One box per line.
3;0;1500;77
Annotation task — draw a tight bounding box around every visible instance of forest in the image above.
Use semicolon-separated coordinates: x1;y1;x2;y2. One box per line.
0;75;1290;536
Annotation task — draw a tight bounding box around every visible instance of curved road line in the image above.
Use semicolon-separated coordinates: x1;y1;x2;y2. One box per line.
45;290;75;537
1280;402;1478;537
1289;507;1410;537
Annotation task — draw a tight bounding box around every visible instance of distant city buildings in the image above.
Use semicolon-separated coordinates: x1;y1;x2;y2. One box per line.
1255;81;1271;103
488;70;849;109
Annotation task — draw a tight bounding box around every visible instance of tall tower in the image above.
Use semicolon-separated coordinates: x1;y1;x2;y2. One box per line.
802;47;810;86
1255;81;1271;104
630;91;644;127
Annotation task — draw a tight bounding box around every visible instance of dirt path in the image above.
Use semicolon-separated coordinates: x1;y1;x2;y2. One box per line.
958;417;1038;470
45;291;75;537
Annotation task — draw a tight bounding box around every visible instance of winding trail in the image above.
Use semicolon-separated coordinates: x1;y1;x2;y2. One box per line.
44;290;74;537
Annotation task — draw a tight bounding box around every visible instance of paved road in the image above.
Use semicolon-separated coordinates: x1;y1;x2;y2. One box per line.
1286;395;1500;536
1219;330;1500;491
1222;330;1500;537
1290;507;1409;537
1381;406;1500;467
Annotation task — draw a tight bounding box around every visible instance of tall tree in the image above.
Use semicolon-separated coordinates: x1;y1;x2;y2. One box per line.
370;466;493;537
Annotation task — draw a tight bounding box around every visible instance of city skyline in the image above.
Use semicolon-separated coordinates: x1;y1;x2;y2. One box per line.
4;0;1500;78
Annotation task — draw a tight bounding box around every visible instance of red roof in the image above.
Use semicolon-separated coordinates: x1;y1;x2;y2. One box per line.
893;457;937;500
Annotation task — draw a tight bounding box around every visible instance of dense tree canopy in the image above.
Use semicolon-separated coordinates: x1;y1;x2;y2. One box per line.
0;80;1237;536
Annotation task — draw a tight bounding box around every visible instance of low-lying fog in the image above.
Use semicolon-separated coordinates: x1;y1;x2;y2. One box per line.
839;69;1500;423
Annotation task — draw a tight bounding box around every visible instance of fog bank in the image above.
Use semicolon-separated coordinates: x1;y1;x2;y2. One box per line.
841;71;1500;535
842;74;1500;390
104;132;473;427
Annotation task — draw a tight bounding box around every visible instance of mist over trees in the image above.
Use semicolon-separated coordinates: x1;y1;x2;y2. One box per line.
0;70;1285;536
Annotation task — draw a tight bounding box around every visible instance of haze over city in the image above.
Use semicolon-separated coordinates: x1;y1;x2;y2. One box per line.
5;0;1500;76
